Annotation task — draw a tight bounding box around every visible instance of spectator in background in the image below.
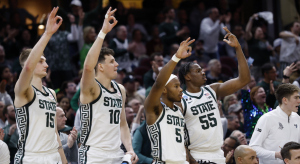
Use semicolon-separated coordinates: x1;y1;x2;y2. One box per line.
225;113;240;138
146;26;163;56
245;14;273;81
199;7;231;59
271;38;281;70
115;68;126;84
241;86;271;139
223;94;238;114
248;75;256;90
56;107;78;163
80;26;96;69
222;136;240;164
126;13;148;42
58;97;75;127
234;145;258;164
2;24;19;60
281;142;300;164
0;101;6;128
60;81;77;100
3;104;18;163
0;45;10;68
250;84;300;164
228;103;244;132
0;79;13;106
206;59;230;85
231;130;247;145
159;7;189;55
0;65;14;100
143;53;164;89
186;40;210;68
109;25;138;72
189;1;206;39
128;29;147;59
125;106;135;129
226;25;248;59
163;43;179;64
279;21;300;79
44;16;79;89
128;99;141;114
18;29;35;51
123;75;145;104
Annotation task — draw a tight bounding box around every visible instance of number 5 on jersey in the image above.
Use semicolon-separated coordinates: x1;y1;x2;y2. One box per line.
199;113;217;130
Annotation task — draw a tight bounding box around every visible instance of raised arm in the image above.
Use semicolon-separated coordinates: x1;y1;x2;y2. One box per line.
144;38;194;125
210;27;251;97
80;7;117;101
14;7;62;106
245;14;257;41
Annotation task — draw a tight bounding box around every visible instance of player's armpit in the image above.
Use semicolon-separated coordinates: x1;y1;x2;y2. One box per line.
186;147;197;164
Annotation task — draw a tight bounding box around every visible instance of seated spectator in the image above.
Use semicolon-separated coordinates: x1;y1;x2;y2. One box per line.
234;145;258;164
226;25;248;59
131;105;145;136
126;13;148;41
0;45;11;68
146;26;163;56
109;25;138;72
143;53;164;89
281;142;300;164
0;65;15;100
222;136;240;164
0;101;6;128
132;121;153;164
241;86;272;138
3;105;18;163
228;103;244;131
231;130;247;145
199;7;231;59
56;107;78;163
248;75;257;90
206;59;230;85
128;98;141;114
123;75;145;104
223;94;238;114
225;113;240;138
128;29;147;59
60;81;77;100
163;43;179;64
58;97;75;127
80;26;96;69
245;14;273;81
125;106;135;129
250;84;300;164
186;40;210;69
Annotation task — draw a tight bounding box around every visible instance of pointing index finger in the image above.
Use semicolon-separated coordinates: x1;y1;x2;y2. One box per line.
223;26;231;34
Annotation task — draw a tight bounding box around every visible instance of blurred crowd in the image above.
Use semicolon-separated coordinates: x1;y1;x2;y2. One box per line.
1;0;300;163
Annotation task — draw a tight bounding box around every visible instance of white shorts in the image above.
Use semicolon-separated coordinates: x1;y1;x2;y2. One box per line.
15;151;61;164
191;149;225;164
79;145;124;164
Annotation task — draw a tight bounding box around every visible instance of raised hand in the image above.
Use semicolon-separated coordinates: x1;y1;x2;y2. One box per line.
223;27;240;48
283;62;298;77
101;7;118;34
45;7;63;35
68;14;75;24
175;37;195;59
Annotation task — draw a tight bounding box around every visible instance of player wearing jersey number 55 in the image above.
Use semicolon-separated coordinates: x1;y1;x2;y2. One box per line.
79;7;138;164
178;27;250;164
14;7;67;164
144;37;195;164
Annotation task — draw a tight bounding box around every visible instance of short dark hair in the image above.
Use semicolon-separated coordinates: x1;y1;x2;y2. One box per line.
3;104;9;116
178;62;193;85
162;7;173;15
276;83;300;105
94;47;115;72
60;80;74;94
281;141;300;163
150;52;163;61
261;63;274;77
229;136;240;149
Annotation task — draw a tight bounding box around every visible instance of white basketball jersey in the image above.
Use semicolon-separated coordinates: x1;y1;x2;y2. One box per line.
147;103;186;164
182;86;224;157
15;86;59;163
79;80;122;150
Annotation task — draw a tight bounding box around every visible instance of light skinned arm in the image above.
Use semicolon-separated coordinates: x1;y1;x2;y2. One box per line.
118;84;139;164
210;27;251;97
282;63;297;83
80;7;118;103
144;38;195;125
245;14;258;40
279;31;299;39
14;7;62;107
200;18;221;35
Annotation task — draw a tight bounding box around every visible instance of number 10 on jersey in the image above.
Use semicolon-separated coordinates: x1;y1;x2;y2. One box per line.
109;109;120;124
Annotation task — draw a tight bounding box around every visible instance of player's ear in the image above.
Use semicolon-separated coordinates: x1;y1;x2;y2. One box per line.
284;158;289;164
162;87;167;94
98;63;104;72
237;157;242;163
184;73;191;81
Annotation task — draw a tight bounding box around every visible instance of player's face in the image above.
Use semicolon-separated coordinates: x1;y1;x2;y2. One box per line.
56;108;67;131
286;92;300;113
34;56;48;78
166;78;183;102
102;55;119;79
188;63;206;87
241;149;258;164
285;149;300;164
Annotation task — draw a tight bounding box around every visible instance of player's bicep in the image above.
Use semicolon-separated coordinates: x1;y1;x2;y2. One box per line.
144;83;164;112
80;68;96;93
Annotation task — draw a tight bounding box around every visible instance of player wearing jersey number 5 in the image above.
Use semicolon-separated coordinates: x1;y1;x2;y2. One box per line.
14;7;67;164
178;27;250;164
79;7;138;164
144;37;195;164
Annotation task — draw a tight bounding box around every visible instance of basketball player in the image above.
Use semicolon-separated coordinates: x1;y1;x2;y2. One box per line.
79;7;138;163
14;7;67;164
178;27;251;164
145;37;195;164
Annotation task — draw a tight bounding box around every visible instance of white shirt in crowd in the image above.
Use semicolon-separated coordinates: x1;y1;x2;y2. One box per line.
199;17;230;53
279;31;300;63
249;106;300;164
